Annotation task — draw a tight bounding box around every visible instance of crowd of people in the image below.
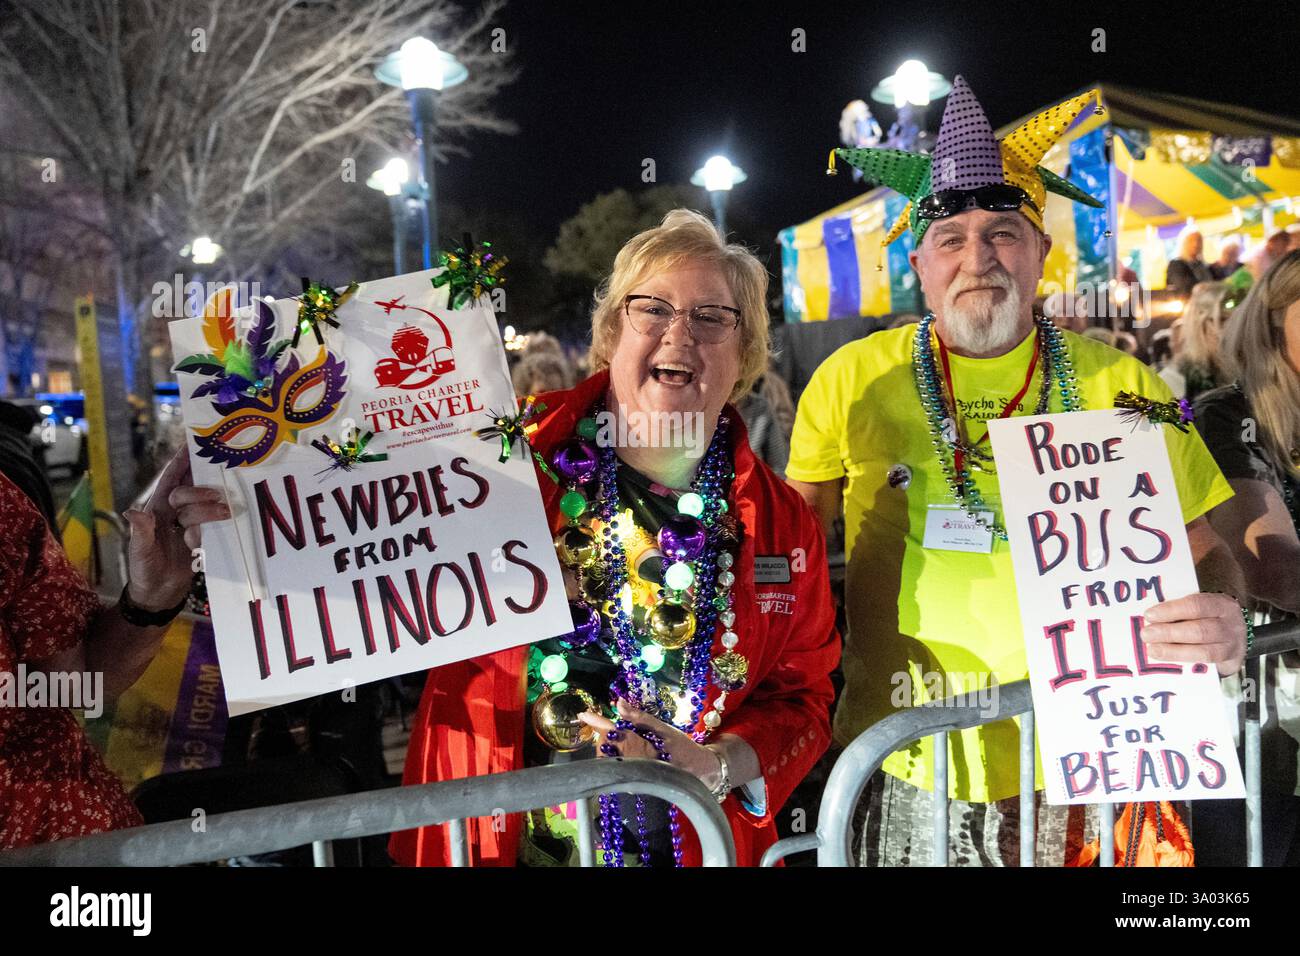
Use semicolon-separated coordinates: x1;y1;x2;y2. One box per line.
1;78;1297;868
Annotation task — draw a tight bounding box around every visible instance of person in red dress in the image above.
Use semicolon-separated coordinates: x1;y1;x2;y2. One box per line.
390;210;841;867
1;448;229;848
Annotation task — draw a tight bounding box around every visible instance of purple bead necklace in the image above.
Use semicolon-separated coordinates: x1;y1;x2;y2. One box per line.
591;411;733;867
544;404;743;867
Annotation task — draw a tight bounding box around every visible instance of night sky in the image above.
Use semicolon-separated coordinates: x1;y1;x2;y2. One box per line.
443;0;1299;264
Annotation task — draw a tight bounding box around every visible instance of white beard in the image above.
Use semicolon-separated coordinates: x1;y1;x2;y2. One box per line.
938;281;1025;355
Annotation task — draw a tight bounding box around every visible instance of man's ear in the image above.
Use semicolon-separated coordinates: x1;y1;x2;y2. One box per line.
1039;230;1052;264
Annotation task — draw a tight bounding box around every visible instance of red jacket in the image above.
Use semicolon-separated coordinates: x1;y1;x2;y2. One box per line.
389;370;840;866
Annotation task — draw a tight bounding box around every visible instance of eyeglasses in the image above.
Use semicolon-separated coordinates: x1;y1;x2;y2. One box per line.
623;295;742;344
916;185;1040;221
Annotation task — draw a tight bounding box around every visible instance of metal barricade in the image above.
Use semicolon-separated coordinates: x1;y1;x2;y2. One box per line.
0;759;735;867
763;618;1300;868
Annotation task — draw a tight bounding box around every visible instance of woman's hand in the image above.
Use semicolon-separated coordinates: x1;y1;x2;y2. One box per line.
578;698;724;789
122;446;229;611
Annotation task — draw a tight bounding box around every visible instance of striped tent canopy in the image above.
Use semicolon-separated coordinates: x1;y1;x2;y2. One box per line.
781;83;1300;321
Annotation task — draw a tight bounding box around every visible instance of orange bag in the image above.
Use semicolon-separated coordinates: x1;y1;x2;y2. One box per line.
1069;801;1195;867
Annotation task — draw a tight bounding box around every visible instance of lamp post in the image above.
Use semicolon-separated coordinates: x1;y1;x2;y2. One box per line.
867;60;950;313
690;155;747;237
179;236;222;319
375;37;468;269
367;158;412;274
187;236;221;266
870;59;950;152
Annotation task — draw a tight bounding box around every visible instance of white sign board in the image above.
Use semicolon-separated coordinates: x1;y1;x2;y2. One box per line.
169;270;570;716
988;409;1244;804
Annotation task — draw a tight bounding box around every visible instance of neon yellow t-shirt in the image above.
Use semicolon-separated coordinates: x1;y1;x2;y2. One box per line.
787;325;1234;802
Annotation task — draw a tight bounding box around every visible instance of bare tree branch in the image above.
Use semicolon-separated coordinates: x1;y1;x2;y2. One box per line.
0;0;518;395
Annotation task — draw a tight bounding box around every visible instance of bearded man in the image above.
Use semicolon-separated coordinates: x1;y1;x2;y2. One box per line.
786;77;1246;866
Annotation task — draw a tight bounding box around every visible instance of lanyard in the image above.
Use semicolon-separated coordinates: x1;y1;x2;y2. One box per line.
936;328;1040;489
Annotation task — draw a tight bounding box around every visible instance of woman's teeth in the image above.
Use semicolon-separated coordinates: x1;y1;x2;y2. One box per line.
651;365;694;385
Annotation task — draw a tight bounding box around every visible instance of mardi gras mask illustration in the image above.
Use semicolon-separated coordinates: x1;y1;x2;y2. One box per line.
177;290;349;467
175;292;292;405
192;349;349;468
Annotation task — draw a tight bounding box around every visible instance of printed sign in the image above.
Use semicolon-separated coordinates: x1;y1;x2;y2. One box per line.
169;270;571;715
988;409;1244;805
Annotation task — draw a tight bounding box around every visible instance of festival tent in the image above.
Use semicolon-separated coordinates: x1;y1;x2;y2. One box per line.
778;83;1300;322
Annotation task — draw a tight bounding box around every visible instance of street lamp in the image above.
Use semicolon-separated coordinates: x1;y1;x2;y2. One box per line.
178;236;223;319
375;37;468;270
367;157;412;274
690;155;747;237
184;236;221;265
870;59;951;152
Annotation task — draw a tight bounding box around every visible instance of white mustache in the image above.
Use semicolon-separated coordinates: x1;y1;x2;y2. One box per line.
947;271;1014;300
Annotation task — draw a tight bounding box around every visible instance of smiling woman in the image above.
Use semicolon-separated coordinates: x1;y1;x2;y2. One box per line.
391;210;840;868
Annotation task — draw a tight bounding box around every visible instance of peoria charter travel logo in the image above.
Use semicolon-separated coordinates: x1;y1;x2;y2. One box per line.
373;296;455;389
360;295;483;436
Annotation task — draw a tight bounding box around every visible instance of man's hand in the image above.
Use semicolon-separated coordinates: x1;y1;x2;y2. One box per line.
1142;592;1246;677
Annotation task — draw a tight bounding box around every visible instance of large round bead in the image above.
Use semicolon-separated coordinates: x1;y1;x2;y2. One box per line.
663;560;695;592
711;651;749;691
676;492;705;517
658;514;707;561
559;490;588;519
555;526;598;568
532;687;599;752
564;599;601;648
648;602;696;649
550;438;599;484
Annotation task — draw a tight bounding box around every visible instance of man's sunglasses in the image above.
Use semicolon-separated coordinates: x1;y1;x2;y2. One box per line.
916;185;1040;220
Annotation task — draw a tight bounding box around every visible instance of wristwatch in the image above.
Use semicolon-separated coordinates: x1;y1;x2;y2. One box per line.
117;582;189;628
707;745;732;804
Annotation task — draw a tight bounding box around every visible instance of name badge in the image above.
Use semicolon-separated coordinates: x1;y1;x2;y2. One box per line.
921;505;994;553
753;555;791;584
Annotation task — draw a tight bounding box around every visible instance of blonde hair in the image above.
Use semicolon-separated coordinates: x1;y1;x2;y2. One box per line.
1179;229;1203;261
586;209;771;401
1181;281;1230;378
1219;250;1300;476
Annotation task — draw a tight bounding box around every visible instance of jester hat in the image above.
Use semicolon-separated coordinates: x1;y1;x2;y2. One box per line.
829;75;1104;245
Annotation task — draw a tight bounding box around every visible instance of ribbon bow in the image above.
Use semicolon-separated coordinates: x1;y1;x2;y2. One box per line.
311;430;388;477
431;234;507;309
295;277;359;347
1114;391;1194;433
475;396;557;481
